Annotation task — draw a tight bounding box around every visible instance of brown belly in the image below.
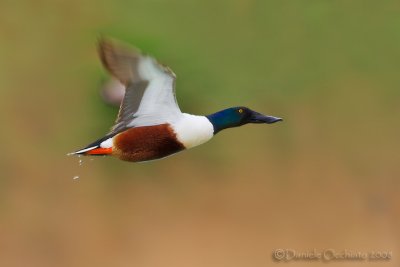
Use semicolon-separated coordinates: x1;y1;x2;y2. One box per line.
113;124;185;162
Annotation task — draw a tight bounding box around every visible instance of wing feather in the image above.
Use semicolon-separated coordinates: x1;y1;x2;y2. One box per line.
98;38;182;135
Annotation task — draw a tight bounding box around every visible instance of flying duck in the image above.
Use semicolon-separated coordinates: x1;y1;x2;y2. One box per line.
71;38;282;162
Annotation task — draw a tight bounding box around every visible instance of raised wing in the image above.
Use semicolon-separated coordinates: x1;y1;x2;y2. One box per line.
98;38;182;134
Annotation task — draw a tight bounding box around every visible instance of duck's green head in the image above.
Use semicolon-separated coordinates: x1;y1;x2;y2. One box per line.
206;107;282;134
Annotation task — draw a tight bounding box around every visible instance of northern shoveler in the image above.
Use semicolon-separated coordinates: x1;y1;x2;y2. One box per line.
70;38;282;162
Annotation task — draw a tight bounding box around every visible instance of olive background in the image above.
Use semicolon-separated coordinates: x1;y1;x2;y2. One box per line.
0;1;399;266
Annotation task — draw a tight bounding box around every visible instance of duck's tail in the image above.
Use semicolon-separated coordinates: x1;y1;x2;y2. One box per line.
68;135;114;156
69;146;113;156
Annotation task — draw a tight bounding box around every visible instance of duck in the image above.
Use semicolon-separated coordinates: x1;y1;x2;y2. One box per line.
70;38;282;162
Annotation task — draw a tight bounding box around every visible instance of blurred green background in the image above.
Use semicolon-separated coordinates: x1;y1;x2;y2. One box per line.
1;0;399;266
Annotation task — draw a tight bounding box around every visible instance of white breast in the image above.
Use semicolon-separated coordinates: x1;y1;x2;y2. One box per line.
171;113;214;149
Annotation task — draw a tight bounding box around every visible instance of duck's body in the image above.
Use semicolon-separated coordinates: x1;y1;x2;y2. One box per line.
71;38;282;162
79;114;213;162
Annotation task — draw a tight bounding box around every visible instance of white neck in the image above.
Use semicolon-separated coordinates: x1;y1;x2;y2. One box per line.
171;113;214;149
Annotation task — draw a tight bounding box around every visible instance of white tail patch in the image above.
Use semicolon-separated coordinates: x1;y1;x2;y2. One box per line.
100;138;113;148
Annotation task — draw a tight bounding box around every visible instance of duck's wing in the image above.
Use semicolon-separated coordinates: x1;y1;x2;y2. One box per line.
98;38;182;135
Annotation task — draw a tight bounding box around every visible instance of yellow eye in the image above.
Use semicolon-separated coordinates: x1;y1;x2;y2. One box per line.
238;108;243;113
